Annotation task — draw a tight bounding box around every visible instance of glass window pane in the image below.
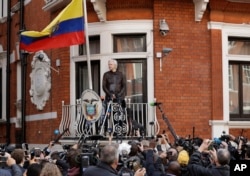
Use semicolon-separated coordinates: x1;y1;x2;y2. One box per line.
228;37;250;55
118;60;146;103
79;36;100;55
242;65;250;114
0;0;7;18
0;68;2;119
114;34;146;52
75;61;100;99
229;64;239;114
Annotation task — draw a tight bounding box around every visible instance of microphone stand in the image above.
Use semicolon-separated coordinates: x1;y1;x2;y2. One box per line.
155;103;179;144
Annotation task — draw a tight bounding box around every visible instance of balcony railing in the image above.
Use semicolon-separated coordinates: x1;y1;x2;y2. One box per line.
59;100;160;141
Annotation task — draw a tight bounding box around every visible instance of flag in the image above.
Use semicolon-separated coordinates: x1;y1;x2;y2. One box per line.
20;0;85;52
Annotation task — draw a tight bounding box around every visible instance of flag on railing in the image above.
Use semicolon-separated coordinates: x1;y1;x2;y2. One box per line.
20;0;85;52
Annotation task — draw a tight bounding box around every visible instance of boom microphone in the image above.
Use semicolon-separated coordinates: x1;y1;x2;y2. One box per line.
149;102;162;106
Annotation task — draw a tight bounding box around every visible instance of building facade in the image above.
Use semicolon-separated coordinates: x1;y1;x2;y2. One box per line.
0;0;250;145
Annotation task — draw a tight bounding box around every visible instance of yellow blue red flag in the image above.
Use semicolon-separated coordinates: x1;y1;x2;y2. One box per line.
20;0;85;52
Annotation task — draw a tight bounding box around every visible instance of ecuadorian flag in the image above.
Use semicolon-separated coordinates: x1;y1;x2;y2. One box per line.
20;0;85;52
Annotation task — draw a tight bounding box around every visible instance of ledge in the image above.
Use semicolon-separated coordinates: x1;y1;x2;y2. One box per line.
209;120;250;128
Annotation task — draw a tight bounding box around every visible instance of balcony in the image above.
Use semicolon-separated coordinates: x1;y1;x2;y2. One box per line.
58;100;160;145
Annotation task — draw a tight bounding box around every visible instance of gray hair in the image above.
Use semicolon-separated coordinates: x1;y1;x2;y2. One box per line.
100;144;119;165
109;59;118;68
217;148;231;165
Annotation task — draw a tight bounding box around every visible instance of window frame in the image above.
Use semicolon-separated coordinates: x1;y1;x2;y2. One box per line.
221;23;250;123
229;61;250;121
0;0;7;22
0;50;7;121
70;20;154;106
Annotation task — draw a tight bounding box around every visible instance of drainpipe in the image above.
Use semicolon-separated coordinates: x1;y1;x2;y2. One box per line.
20;0;26;143
6;0;12;144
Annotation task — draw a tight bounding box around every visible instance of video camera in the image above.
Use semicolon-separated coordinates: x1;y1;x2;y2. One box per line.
30;147;42;157
208;138;222;150
0;144;7;168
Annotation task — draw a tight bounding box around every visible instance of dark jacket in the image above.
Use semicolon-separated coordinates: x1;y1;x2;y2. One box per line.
145;149;164;176
188;151;230;176
102;70;126;101
83;161;118;176
0;164;23;176
56;159;70;176
0;169;11;176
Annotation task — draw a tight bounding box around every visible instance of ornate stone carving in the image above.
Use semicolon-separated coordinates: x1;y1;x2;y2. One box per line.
91;0;106;22
193;0;209;22
29;51;51;110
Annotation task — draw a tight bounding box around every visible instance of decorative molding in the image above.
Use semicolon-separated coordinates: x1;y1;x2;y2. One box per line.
227;0;250;3
91;0;106;22
29;51;51;110
42;0;71;12
193;0;209;22
11;2;20;13
0;45;6;59
0;17;7;23
11;0;31;13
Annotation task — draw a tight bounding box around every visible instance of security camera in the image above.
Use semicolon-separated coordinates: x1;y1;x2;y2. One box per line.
162;48;172;55
160;30;168;36
159;19;169;36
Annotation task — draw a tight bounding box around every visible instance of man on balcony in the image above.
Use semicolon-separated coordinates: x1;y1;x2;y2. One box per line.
102;59;127;136
102;59;126;104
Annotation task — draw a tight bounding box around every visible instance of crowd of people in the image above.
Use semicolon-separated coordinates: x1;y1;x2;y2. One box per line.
0;130;249;176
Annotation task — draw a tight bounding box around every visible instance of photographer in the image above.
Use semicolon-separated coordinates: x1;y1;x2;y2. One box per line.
66;148;82;176
188;139;230;176
84;144;146;176
11;148;26;174
0;153;23;176
50;151;69;176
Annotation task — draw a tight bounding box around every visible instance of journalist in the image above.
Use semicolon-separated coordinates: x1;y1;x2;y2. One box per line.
188;139;230;176
0;153;23;176
83;144;146;176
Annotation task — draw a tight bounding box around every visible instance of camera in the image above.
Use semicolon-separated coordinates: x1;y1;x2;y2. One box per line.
0;156;7;168
160;30;168;36
159;19;169;36
0;149;7;168
30;147;42;158
81;155;90;172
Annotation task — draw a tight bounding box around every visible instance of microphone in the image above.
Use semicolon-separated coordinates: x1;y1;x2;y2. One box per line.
149;102;162;106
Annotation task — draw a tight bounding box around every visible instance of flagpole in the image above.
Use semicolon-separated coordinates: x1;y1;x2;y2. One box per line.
83;0;93;90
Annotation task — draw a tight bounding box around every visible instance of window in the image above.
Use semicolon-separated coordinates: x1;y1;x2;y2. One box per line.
113;34;147;103
228;37;250;55
79;36;100;55
0;0;7;21
229;63;250;117
75;60;100;99
229;62;250;120
0;51;6;121
0;68;2;119
113;34;146;52
228;36;250;120
118;59;147;103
